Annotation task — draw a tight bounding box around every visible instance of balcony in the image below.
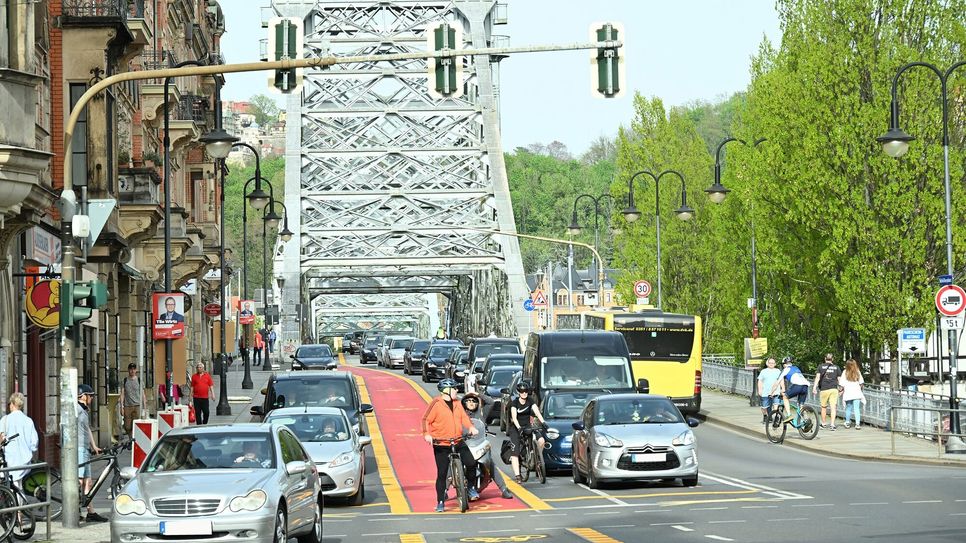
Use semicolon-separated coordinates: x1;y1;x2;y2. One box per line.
126;0;153;48
62;0;128;20
117;166;163;248
176;94;211;125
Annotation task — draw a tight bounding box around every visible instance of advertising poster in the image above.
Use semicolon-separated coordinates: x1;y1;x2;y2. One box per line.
239;299;256;325
153;292;186;340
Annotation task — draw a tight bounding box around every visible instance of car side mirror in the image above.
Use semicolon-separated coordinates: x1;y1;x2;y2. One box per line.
500;388;509;395
119;466;138;480
475;367;484;373
250;406;264;417
359;436;372;448
285;461;307;476
360;403;374;414
637;378;650;394
260;387;268;395
687;417;700;428
289;354;295;359
571;421;585;431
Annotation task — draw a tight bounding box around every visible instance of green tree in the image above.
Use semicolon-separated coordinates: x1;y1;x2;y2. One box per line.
249;94;280;127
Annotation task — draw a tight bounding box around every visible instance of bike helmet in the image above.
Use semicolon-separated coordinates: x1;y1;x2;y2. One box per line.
437;378;459;392
515;381;532;393
461;392;481;410
782;356;794;366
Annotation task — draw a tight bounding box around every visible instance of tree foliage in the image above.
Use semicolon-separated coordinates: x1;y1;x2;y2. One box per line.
249;94;280;127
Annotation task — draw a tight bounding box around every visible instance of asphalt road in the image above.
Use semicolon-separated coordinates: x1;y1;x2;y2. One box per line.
321;355;966;543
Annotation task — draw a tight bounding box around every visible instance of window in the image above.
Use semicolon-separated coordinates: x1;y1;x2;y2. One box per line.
606;292;611;303
278;429;304;463
69;83;89;186
576;295;584;306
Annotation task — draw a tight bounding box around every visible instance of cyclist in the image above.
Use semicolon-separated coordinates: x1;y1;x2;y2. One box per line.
422;378;479;513
771;356;810;423
508;381;547;483
461;392;513;499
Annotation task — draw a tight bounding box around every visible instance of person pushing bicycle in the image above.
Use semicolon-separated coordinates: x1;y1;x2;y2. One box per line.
422;378;479;513
771;356;810;423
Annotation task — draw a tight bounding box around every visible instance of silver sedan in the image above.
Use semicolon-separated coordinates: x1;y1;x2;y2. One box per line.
265;407;371;505
571;394;699;489
111;424;322;543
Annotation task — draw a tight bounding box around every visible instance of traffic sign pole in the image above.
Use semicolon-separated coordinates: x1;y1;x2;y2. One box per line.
936;285;965;451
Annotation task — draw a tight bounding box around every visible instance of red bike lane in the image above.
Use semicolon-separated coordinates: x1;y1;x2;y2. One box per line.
347;365;542;513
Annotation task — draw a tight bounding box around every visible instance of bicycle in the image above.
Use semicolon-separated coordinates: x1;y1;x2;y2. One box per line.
0;434;35;541
517;426;546;485
28;440;131;520
765;401;820;443
433;437;471;513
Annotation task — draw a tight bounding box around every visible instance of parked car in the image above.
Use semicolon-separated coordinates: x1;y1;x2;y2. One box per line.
341;333;353;353
499;370;524;432
359;337;381;364
403;339;433;375
383;337;415;370
467;337;521;366
265;407;371;505
112;424;323;543
291;344;338;370
251;371;373;436
466;353;524;392
476;365;522;424
444;349;471;390
571;394;699;489
421;341;463;382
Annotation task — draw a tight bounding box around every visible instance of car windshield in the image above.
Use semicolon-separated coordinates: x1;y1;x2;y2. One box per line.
412;340;432;352
297;345;331;358
486;368;520;386
274;379;352;409
597;399;684;425
487;357;523;369
457;352;469;364
541;356;633;389
391;339;414;350
143;433;276;471
429;346;459;358
475;343;520;359
266;413;351;442
543;392;597;420
364;338;381;348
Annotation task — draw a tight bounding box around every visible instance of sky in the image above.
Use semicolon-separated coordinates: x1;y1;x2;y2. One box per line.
220;1;783;156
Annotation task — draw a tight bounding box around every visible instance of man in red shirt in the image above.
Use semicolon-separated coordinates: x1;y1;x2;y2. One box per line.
191;362;214;425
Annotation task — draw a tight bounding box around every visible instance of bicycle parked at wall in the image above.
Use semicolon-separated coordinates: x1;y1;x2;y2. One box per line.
0;434;35;541
765;402;820;443
517;426;547;484
30;440;131;520
434;437;471;513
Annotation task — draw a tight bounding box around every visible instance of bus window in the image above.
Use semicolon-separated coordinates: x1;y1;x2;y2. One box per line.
615;321;694;362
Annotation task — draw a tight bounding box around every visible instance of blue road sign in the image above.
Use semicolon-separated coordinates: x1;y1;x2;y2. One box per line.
940;274;954;286
523;299;535;312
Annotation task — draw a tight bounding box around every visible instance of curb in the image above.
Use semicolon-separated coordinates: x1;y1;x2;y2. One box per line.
698;411;966;468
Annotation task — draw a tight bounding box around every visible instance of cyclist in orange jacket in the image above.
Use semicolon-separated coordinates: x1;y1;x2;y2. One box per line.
422;378;479;512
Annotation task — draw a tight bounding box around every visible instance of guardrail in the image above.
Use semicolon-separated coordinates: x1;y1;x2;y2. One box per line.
889;406;966;457
0;461;52;541
702;358;954;437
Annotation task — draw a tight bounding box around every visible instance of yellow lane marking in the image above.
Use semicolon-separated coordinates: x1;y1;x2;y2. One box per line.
543;489;757;503
355;373;412;515
568;527;624;543
400;534;427;543
369;368;552;511
339;353;348;366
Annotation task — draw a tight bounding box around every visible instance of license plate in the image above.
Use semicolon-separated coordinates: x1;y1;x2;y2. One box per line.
631;453;666;463
160;520;213;536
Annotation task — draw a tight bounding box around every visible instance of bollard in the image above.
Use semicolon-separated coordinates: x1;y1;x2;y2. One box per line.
158;410;178;436
172;405;190;427
132;419;158;468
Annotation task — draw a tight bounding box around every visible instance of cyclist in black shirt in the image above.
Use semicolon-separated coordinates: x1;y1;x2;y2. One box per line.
507;381;546;483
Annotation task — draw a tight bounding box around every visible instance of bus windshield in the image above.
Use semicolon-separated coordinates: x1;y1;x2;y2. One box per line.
540;356;632;389
614;317;695;362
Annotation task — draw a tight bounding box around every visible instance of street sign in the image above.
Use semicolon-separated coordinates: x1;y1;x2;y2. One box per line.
936;284;966;316
897;328;926;354
523;299;535;312
940;274;954;286
531;290;548;307
940;315;964;331
203;303;222;317
633;280;651;298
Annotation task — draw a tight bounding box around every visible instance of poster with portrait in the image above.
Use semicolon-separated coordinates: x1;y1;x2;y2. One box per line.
153;292;186;340
239;299;256;325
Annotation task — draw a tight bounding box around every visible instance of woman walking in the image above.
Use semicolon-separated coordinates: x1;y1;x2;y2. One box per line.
839;358;865;429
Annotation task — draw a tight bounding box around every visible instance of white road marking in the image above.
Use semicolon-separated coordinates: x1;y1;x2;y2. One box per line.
533;527;565;531
652;522;694;526
740;505;778;509
766;518;809;522
577;483;630;506
480;515;517;519
950;513;966;516
598;525;635;528
701;470;811;500
849;502;887;506
585;511;621;515
671;525;695;532
531;513;567;517
635;510;663;513
691;507;729;511
706;536;734;542
829;516;863;520
369;518;406;521
792;503;834;507
708;520;746;524
902;500;942;504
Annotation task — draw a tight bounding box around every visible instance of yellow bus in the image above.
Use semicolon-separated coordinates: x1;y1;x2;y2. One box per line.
581;309;703;415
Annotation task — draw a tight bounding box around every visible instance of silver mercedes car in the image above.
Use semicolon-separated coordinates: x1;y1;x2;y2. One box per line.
111;424;323;543
571;394;700;489
265;407;371;505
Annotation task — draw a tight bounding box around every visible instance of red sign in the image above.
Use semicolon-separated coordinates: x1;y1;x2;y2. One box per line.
203;303;222;317
238;299;256;325
153;292;186;340
936;284;966;317
531;290;548;307
24;279;61;329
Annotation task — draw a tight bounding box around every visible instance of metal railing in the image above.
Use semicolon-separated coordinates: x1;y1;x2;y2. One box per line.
889;406;966;457
0;461;52;541
175;94;210;123
62;0;128;20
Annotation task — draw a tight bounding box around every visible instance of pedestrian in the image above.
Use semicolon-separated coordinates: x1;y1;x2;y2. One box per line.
0;392;39;486
268;329;277;353
120;363;147;439
157;377;182;410
757;357;782;423
839;358;865;429
253;330;264;367
76;384;107;522
191;362;214;425
813;353;843;430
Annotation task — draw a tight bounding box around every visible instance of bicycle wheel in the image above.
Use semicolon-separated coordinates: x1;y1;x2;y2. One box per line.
24;468;62;521
519;443;531;483
10;490;35;541
450;456;469;513
533;435;546;485
765;407;787;444
0;485;18;541
797;405;820;440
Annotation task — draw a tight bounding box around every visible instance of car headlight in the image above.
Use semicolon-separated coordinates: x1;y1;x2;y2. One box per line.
545;428;560;440
426;362;436;368
672;430;695;446
455;371;465;377
593;433;623;447
229;489;268;512
328;451;355;468
114;494;147;515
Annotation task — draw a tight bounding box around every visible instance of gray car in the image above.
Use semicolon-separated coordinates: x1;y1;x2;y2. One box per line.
571;394;700;489
111;424;323;543
265;407;371;505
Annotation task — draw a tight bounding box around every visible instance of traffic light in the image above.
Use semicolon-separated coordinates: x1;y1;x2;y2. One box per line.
60;280;108;329
427;22;463;98
591;22;625;98
267;17;303;93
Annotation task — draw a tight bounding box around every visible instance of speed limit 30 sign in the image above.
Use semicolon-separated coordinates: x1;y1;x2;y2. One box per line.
634;280;652;298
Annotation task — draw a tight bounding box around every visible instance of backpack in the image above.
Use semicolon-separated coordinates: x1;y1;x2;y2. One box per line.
500;439;512;465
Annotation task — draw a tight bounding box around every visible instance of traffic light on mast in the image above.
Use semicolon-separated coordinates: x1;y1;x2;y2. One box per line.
60;280;108;330
427;21;463;98
591;22;625;98
268;17;303;93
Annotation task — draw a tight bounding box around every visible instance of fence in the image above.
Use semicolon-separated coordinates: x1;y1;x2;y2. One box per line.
889;406;966;458
702;357;952;437
0;461;52;541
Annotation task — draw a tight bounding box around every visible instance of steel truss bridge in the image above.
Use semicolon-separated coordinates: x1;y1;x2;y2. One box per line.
272;0;530;342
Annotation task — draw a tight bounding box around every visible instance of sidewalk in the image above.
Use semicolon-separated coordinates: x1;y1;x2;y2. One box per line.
37;362;273;542
701;388;966;466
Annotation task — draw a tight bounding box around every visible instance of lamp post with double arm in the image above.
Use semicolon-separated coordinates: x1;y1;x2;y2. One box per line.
622;170;694;310
567;194;618;305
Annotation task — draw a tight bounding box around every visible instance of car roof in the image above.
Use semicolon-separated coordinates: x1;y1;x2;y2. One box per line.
472;338;520;344
265;406;348;418
274;370;352;381
166;423;271;436
595;393;669;402
489;365;522;373
487;353;524;360
297;344;331;349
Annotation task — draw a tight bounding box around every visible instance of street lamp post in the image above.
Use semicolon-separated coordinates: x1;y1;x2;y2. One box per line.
622;170;694;309
568;193;617;307
704;137;767;338
261;199;283;365
877;60;966;450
